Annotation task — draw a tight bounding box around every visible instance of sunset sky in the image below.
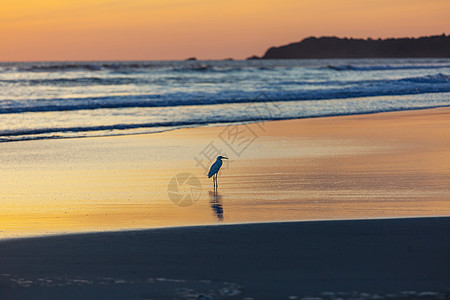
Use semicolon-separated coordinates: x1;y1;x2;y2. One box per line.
1;0;449;61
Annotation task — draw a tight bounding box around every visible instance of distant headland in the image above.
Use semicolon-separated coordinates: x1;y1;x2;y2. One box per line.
248;34;449;59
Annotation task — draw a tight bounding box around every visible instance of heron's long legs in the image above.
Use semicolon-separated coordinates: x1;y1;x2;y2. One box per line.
214;173;217;188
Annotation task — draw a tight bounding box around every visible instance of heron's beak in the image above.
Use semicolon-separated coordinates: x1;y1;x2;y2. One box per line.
223;157;228;159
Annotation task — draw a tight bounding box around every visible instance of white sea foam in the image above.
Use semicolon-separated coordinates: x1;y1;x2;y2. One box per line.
0;59;449;142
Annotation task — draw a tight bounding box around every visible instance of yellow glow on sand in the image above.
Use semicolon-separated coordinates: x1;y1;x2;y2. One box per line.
1;108;449;239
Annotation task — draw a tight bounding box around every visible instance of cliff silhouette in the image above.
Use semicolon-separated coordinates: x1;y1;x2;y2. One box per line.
256;34;449;59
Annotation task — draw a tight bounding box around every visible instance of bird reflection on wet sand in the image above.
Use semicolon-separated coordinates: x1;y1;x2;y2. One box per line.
208;190;223;221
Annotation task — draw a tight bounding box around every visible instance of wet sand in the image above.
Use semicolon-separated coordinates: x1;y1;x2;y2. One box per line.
0;217;449;299
0;107;449;238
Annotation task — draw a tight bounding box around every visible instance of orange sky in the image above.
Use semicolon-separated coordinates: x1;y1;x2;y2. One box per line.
1;0;448;61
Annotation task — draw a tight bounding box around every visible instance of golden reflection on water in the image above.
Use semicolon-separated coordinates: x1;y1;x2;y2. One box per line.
1;108;449;238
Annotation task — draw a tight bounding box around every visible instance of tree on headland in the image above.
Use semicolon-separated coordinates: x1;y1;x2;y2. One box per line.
248;34;450;59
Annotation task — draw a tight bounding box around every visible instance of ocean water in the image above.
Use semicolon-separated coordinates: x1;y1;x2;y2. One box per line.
1;58;449;142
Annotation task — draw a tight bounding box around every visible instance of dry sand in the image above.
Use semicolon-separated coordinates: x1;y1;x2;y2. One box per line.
0;217;449;299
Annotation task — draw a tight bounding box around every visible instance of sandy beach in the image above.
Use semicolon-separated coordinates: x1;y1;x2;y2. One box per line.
0;107;449;238
0;217;449;299
0;107;449;298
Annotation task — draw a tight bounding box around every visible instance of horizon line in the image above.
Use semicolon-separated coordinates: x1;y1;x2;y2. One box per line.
1;33;447;63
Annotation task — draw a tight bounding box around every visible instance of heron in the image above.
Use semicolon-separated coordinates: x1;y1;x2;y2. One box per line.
208;156;228;188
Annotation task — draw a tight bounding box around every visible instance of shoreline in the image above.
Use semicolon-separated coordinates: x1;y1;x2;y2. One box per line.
1;217;449;298
2;104;450;145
